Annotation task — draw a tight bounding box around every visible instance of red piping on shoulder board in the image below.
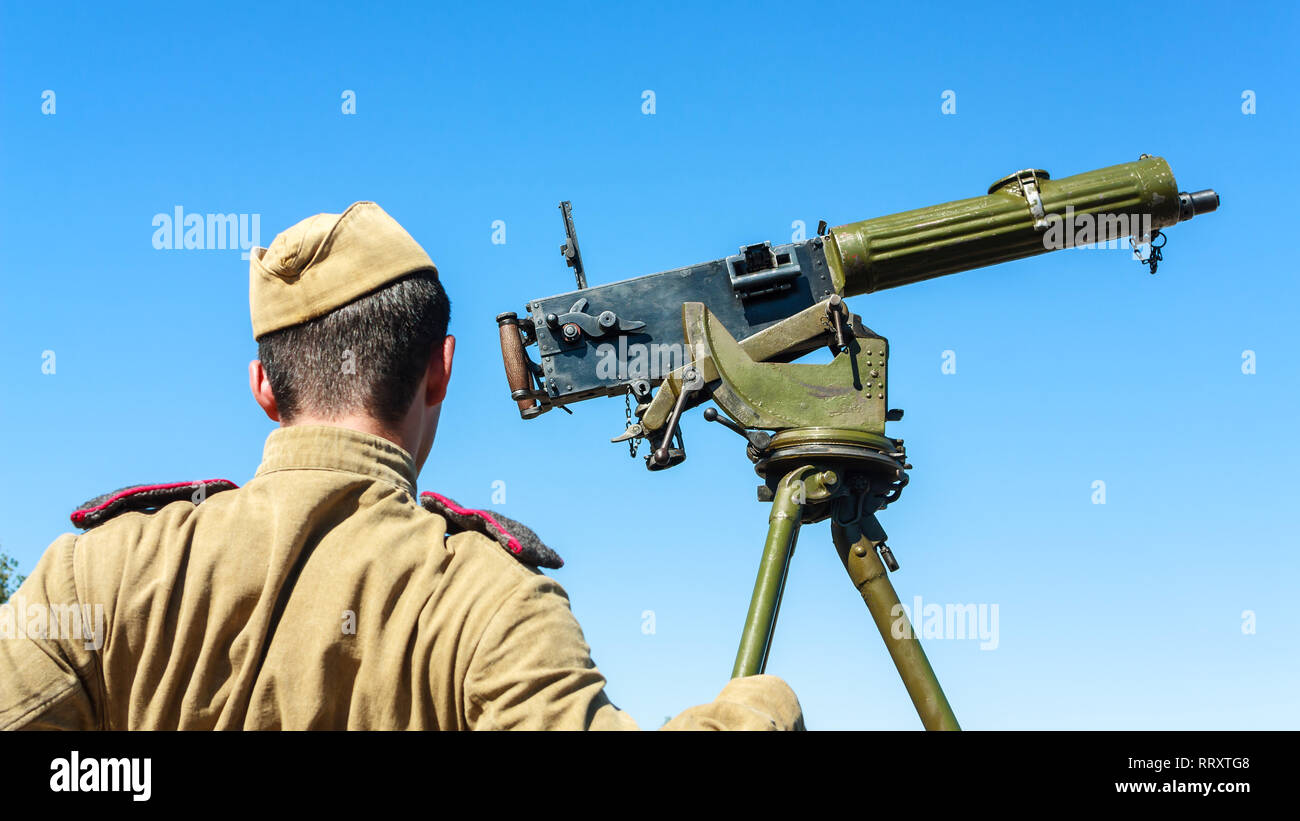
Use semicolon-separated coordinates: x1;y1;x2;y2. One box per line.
420;491;523;555
70;479;239;527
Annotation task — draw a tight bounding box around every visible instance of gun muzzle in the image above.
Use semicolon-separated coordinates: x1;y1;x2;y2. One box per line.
1179;189;1219;222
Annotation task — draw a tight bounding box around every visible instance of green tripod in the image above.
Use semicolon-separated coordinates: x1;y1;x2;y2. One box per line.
649;299;959;730
731;442;959;731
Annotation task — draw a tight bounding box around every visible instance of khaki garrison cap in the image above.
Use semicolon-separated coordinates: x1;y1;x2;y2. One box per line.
249;201;438;339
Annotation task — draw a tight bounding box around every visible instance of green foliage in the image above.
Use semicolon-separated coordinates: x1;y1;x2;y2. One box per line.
0;552;25;605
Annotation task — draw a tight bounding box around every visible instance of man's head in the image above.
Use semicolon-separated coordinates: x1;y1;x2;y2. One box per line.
246;203;454;472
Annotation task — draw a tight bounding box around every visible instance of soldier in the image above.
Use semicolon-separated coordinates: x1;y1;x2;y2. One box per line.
0;202;803;730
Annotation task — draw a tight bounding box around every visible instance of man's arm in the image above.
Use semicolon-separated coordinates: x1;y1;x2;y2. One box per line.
0;534;101;730
462;573;802;730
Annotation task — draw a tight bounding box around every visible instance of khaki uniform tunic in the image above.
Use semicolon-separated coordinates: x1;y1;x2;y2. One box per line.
0;425;801;730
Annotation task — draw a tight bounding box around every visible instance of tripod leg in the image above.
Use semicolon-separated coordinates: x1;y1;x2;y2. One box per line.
731;471;804;678
831;521;960;730
732;466;842;677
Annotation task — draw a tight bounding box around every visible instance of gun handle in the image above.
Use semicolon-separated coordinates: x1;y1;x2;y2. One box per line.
496;313;541;418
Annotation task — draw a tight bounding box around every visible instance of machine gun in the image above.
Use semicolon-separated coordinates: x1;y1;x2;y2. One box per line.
495;155;1218;729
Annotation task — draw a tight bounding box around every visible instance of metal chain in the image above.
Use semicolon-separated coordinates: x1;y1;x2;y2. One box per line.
1131;229;1167;275
624;387;639;457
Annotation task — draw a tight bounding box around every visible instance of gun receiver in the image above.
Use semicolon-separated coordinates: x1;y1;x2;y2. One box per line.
496;155;1218;466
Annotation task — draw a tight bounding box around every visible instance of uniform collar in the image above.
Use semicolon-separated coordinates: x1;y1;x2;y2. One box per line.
254;425;418;496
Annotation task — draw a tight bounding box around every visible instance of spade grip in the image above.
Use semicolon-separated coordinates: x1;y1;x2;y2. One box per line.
496;312;540;418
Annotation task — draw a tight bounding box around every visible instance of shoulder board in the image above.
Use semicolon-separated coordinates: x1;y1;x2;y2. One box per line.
71;479;239;530
420;491;563;569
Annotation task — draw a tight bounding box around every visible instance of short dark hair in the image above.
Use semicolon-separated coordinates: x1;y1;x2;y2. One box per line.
257;271;450;424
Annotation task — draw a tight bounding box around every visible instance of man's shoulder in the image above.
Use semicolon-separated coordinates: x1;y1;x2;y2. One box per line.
416;494;576;630
443;527;545;589
69;479;239;531
418;492;564;570
64;479;244;573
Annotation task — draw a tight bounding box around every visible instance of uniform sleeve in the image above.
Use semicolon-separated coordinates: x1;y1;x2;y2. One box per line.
462;573;803;731
0;534;102;730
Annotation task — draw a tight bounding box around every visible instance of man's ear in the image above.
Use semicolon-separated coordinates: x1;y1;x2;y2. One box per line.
425;335;455;407
249;359;281;422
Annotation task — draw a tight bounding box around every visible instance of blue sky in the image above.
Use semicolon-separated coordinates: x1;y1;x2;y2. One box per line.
1;0;1296;729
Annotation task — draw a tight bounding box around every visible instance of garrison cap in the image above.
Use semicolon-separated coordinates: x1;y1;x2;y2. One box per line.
249;201;437;339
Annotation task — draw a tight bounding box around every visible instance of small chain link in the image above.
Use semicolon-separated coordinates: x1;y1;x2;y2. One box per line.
624;387;640;458
1131;229;1166;275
